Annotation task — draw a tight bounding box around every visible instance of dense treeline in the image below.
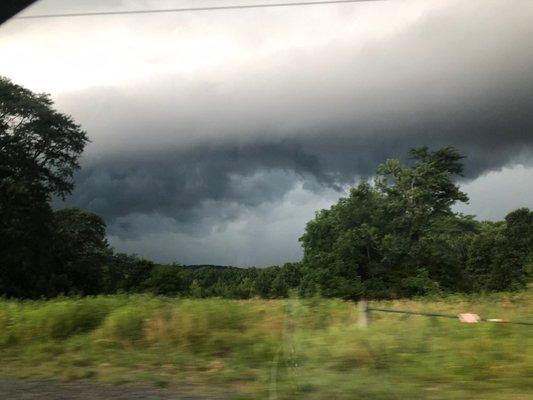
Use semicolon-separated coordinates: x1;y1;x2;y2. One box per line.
298;152;532;298
100;261;301;299
1;77;531;299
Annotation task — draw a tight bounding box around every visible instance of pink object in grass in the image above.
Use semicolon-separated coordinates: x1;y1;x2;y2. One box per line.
458;313;481;323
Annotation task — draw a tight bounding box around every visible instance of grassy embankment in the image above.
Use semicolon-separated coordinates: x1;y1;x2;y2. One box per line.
0;288;532;399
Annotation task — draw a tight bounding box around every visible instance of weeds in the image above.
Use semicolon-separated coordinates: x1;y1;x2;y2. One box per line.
0;290;531;399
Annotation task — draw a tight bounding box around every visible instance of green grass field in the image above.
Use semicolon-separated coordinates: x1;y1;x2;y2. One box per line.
1;289;532;399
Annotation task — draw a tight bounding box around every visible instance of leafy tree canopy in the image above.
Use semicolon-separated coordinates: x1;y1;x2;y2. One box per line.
0;77;89;297
0;76;88;197
300;147;527;298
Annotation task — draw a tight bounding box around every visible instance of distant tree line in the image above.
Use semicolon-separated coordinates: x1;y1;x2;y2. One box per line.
1;77;531;299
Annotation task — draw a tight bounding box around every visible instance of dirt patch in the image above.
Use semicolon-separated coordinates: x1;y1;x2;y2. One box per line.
0;378;229;399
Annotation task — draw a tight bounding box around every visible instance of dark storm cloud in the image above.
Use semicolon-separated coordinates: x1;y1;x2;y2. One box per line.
66;67;533;227
35;0;532;258
298;86;533;181
67;141;332;233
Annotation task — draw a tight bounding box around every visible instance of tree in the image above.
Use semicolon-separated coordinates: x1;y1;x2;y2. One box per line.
143;264;185;296
103;253;155;293
489;209;531;290
375;147;468;240
0;77;88;197
0;77;88;297
504;208;533;256
503;208;533;284
464;209;531;292
188;279;203;298
300;147;472;298
396;212;478;294
0;180;54;297
51;208;111;295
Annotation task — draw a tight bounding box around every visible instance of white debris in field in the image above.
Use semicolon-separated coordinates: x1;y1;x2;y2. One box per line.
458;313;481;323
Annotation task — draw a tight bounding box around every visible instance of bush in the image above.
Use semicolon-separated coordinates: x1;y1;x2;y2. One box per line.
95;299;160;343
400;269;441;297
0;297;121;344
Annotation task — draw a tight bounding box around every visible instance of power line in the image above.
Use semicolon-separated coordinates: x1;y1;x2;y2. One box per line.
13;0;384;20
367;307;533;326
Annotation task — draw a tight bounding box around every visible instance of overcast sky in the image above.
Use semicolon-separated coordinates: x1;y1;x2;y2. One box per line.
1;0;532;266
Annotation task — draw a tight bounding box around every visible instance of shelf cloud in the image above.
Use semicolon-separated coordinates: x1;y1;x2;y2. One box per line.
3;0;533;264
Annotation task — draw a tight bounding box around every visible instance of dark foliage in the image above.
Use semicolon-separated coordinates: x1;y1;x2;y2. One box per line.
298;148;530;298
0;77;88;297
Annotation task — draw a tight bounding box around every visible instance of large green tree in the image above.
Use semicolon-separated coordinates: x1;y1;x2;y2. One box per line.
374;147;469;240
466;208;531;292
0;77;88;196
51;208;111;295
0;77;88;297
300;147;475;298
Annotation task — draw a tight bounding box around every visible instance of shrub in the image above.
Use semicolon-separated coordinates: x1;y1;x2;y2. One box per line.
95;300;158;344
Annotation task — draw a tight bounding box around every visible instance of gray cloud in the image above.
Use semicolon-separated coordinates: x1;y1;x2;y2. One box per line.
6;0;533;264
68;141;332;230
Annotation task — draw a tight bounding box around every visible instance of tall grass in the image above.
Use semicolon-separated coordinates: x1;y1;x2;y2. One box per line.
0;290;531;399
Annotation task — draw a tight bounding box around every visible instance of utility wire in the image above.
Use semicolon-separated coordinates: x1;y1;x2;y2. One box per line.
13;0;384;20
367;307;533;326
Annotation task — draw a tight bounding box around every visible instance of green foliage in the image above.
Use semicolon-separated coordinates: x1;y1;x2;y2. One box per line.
51;208;112;295
0;297;121;345
137;264;298;299
399;268;441;296
0;77;88;298
188;280;203;298
300;147;530;298
0;179;55;297
0;291;531;399
254;267;282;298
96;304;153;344
0;76;88;197
102;253;155;293
142;264;185;295
466;209;532;292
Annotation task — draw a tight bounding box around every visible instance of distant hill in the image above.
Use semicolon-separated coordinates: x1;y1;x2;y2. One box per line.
181;264;238;270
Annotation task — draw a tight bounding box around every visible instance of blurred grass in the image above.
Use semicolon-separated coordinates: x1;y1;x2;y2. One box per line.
0;289;531;399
